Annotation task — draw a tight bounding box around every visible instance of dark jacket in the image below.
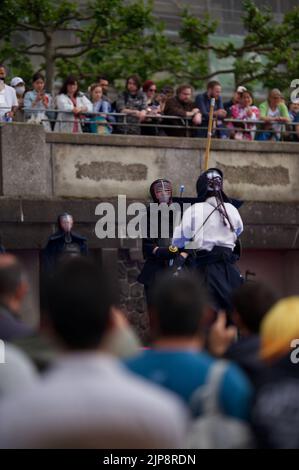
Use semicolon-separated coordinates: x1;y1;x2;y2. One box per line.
195;92;225;122
42;231;88;273
163;96;196;137
251;355;299;448
0;305;33;342
226;335;267;390
138;207;176;288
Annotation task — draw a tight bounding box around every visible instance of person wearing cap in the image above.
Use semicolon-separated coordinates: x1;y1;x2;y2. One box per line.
10;77;26;122
195;81;228;139
223;86;247;115
258;89;290;141
171;168;244;315
0;64;18;122
230;90;260;140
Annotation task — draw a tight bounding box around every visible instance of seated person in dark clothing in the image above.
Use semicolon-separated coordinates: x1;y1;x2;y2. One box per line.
0;254;33;341
195;80;228;138
163;84;202;137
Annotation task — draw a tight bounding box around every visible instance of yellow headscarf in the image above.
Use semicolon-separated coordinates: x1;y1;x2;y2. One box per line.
260;297;299;362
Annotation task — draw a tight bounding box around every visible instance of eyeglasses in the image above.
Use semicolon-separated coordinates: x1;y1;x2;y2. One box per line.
149;88;156;92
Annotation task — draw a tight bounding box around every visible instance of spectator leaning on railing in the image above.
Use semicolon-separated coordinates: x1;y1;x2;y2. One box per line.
258;89;290;141
0;64;18;122
10;77;26;123
195;80;228;139
163;84;202;137
224;85;247;115
24;73;53;131
54;75;92;134
88;83;115;135
142;79;161;136
155;85;174;115
115;74;147;135
230;90;260;141
287;99;299;142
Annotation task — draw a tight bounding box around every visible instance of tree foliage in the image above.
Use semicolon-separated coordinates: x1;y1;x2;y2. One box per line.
0;0;298;94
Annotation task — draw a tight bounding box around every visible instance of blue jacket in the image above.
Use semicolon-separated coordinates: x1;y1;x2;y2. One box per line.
195;92;225;122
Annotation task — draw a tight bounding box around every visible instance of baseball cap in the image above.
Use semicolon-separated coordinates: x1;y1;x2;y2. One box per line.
237;86;247;93
10;77;25;87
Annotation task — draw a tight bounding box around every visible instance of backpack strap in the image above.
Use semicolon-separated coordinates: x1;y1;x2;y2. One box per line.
190;360;229;416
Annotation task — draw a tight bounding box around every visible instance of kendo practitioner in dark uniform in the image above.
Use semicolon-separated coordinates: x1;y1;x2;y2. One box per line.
42;213;88;273
138;179;179;305
172;168;244;315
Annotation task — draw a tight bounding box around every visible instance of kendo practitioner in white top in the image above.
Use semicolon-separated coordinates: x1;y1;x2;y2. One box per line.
172;168;244;314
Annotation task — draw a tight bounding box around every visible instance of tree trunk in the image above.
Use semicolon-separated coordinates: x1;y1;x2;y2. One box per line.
44;35;55;95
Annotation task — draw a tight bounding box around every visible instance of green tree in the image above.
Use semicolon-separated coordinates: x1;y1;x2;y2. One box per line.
0;0;298;94
0;0;172;92
177;0;299;92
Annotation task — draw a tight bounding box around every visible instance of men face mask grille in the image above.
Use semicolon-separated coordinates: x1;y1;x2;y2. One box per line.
206;170;223;192
59;215;73;234
153;180;172;204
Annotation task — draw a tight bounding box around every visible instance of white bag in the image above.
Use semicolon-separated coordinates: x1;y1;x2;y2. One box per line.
185;360;254;449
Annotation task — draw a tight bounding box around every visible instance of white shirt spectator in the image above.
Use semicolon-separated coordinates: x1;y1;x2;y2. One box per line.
0;84;18;121
0;344;38;399
54;93;92;133
172;196;243;251
0;352;188;448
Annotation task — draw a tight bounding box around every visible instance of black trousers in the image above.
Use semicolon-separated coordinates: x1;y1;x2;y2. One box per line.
191;246;244;314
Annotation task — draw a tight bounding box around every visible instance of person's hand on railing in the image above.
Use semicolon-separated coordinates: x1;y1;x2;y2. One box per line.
136;110;147;122
192;111;202;126
245;107;253;118
5;111;14;119
186;107;200;117
73;106;82;115
276;116;290;123
214;109;227;119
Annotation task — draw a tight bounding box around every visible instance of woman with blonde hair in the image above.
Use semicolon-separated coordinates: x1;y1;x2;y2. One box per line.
252;297;299;448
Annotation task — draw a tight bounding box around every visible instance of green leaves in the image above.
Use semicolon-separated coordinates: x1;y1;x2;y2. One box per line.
0;0;298;94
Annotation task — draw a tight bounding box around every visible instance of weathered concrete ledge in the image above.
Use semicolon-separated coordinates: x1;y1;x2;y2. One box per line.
45;131;299;153
1;123;299;201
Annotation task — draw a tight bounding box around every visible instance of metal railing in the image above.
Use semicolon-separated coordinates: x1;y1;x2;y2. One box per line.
1;107;298;139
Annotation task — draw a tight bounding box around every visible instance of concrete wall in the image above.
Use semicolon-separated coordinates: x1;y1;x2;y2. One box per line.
1;123;299;201
48;134;299;202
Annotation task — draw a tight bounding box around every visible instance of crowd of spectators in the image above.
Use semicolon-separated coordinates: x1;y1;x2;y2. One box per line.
1;64;298;142
0;252;299;448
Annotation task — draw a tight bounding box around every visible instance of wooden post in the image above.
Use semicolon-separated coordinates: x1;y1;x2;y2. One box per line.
203;97;215;171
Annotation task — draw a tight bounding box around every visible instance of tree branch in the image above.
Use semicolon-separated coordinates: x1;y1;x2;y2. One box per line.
15;22;43;32
23;42;46;50
201;68;236;80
